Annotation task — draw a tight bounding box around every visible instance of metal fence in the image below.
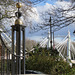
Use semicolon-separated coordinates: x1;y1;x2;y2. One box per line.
0;33;11;75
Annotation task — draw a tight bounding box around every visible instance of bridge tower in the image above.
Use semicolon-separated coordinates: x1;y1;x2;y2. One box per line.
47;32;51;49
67;31;72;67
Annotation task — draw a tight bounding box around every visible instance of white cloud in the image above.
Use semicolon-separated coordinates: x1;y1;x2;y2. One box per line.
28;7;40;22
34;1;74;23
55;1;71;9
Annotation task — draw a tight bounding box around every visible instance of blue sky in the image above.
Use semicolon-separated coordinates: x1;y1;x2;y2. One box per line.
34;0;56;6
25;0;75;42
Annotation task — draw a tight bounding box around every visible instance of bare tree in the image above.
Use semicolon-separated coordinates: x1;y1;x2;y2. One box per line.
0;0;46;32
32;1;75;33
25;38;37;51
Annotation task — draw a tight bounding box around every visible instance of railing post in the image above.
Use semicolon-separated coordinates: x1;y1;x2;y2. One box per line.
11;27;15;75
22;27;25;74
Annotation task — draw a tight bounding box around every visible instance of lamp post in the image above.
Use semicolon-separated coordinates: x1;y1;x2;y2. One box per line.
11;1;26;75
49;16;52;50
53;20;55;50
0;12;2;50
53;31;55;49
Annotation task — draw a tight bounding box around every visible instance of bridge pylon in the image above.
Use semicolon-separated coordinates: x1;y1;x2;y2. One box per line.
47;32;51;49
67;31;72;67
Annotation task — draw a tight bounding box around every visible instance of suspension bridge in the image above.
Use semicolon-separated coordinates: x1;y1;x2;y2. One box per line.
0;29;75;61
30;31;75;66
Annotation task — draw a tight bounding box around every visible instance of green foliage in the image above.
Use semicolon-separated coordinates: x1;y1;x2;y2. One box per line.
51;60;71;75
26;47;75;75
26;50;55;74
30;47;59;57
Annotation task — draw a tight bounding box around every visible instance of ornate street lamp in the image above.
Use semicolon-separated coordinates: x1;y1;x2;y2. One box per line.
11;0;26;74
49;16;52;50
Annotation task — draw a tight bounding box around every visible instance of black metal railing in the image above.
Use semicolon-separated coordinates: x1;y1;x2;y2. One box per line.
0;33;11;75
